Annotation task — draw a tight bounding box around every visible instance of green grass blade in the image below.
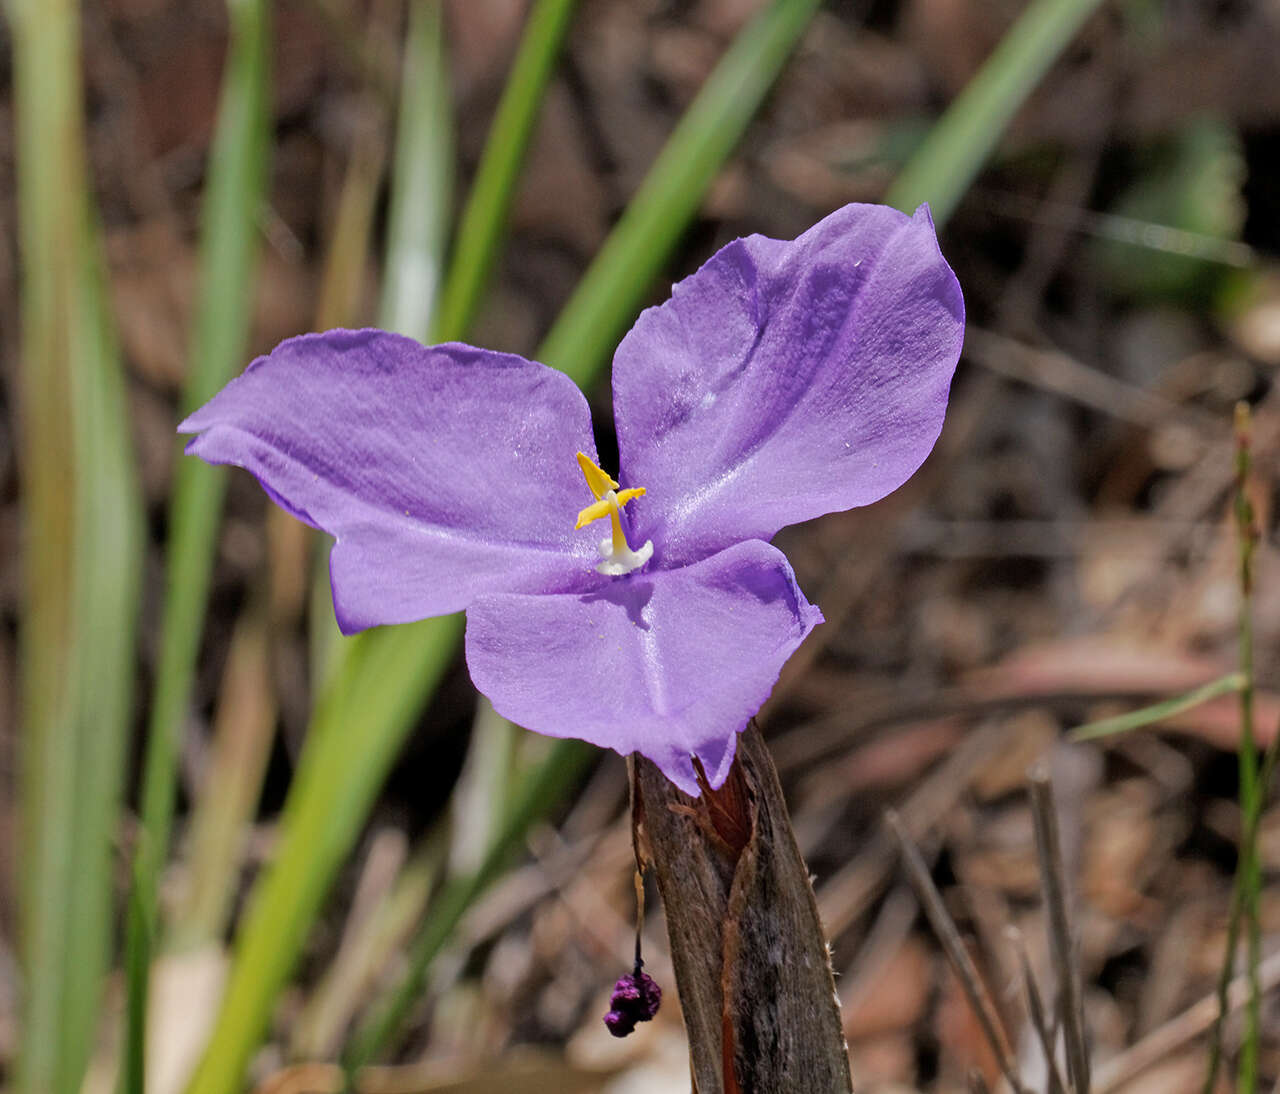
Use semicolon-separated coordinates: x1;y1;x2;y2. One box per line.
122;1;271;1090
884;0;1105;223
1068;673;1246;743
175;1;395;952
379;0;454;341
11;5;83;1081
68;199;145;1094
69;219;146;1094
1231;404;1261;1091
9;0;144;1090
433;0;579;340
184;7;454;1092
184;616;463;1094
537;0;823;384
143;0;271;881
310;0;455;691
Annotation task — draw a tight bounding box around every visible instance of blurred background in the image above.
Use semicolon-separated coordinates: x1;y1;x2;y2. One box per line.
2;0;1280;1091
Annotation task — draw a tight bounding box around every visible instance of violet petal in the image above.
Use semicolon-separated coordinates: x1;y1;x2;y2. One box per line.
180;329;599;632
463;539;822;795
612;203;964;567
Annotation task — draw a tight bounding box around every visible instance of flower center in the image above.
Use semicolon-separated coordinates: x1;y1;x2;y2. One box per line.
574;452;654;576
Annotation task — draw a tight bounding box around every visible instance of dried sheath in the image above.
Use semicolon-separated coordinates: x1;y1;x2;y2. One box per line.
635;723;852;1093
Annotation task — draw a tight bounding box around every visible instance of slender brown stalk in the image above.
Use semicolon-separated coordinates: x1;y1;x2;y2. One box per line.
1007;925;1068;1094
1028;764;1090;1094
634;723;852;1093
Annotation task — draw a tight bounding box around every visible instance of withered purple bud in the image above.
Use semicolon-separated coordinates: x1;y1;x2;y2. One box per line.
603;968;661;1038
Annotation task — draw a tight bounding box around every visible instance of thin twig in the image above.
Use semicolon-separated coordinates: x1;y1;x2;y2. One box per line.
1028;765;1090;1094
885;810;1026;1094
1006;925;1068;1094
964;327;1223;439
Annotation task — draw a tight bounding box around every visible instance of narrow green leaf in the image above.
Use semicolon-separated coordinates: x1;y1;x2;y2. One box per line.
537;0;823;384
885;0;1106;224
184;7;454;1092
379;0;454;342
183;615;463;1094
433;0;579;340
1231;403;1261;1092
123;1;271;1090
1069;672;1245;742
174;0;395;953
9;0;144;1090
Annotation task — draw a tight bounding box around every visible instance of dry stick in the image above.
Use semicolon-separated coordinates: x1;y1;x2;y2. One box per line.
1028;765;1090;1094
1006;925;1069;1094
1092;949;1280;1094
772;661;1268;778
885;810;1026;1094
964;328;1222;440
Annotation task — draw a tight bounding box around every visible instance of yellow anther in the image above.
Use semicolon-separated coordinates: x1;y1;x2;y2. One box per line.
576;452;618;499
575;497;613;530
576;485;647;529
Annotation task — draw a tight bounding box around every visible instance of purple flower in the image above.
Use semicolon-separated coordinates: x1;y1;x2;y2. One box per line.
179;203;963;794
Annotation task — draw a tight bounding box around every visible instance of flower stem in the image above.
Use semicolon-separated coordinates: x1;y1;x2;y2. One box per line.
634;724;852;1092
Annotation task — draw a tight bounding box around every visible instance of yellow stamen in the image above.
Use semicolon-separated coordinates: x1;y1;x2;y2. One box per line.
576;451;618;499
575;497;613;529
575;486;646;532
573;453;653;576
